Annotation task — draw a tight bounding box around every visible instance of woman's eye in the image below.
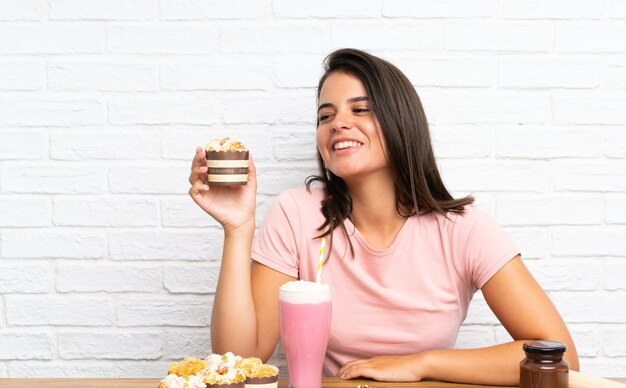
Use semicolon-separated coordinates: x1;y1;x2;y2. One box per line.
353;107;370;114
319;114;332;122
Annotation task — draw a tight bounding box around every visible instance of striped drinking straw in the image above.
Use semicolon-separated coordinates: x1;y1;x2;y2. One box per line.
315;237;326;283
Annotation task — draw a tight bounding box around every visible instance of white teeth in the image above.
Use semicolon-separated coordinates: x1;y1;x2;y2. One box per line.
333;141;362;150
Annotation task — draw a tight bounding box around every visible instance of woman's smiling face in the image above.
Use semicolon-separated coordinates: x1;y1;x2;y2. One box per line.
316;71;389;182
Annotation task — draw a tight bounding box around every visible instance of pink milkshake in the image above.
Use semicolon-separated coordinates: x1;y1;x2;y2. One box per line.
279;281;331;388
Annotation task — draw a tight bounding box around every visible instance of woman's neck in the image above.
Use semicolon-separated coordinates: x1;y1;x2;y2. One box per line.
346;172;407;249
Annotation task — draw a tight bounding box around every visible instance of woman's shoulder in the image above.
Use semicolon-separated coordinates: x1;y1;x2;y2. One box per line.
423;205;496;233
273;187;325;213
276;186;323;202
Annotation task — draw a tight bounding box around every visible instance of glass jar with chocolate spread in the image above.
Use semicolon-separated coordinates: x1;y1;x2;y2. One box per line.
520;340;569;388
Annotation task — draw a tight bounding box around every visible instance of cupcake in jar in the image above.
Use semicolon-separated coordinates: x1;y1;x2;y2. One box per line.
205;137;249;186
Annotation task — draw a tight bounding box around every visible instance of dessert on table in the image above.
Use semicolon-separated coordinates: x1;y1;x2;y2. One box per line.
159;352;278;388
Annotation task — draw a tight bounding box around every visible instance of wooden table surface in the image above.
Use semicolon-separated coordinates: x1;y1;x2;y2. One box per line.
0;377;625;388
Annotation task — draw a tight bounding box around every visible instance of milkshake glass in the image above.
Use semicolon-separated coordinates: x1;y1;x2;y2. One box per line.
279;281;331;388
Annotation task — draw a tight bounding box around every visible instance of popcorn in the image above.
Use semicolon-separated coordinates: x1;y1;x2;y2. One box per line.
206;137;248;152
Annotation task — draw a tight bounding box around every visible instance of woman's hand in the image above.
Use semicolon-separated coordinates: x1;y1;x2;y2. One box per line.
188;146;257;232
337;354;426;382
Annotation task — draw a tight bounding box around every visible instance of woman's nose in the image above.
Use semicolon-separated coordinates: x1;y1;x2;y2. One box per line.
332;110;353;132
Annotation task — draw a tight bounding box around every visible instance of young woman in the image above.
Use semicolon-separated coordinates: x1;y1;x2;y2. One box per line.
188;48;579;385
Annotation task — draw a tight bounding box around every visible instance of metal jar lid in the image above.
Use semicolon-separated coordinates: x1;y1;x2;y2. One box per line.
523;340;567;355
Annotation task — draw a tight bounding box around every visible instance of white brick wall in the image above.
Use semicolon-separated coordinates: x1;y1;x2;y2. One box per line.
0;0;625;380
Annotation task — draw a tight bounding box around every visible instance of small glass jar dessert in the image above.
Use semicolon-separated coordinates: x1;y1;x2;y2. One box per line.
519;340;569;388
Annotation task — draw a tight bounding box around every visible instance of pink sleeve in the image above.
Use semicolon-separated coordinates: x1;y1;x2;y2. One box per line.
456;208;520;290
251;191;301;278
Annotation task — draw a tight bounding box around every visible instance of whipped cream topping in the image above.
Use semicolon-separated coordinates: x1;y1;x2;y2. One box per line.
279;281;331;304
160;374;205;388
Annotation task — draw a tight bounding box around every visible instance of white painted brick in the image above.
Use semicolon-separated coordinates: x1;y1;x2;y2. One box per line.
601;329;626;356
221;23;328;54
0;0;42;21
0;196;52;227
552;227;626;257
499;57;601;89
2;229;107;259
161;196;220;228
554;161;626;192
605;127;626;158
551;291;626;323
568;324;601;357
2;163;107;194
0;364;5;377
160;0;268;20
439;160;548;192
56;263;162;293
0;262;48;293
602;260;626;291
609;0;626;18
524;259;600;291
496;126;603;158
161;61;270;91
108;164;188;194
8;360;168;378
0;61;44;90
117;296;212;326
505;227;549;259
580;358;626;379
393;56;494;88
107;25;216;54
161;125;274;162
496;195;604;226
54;197;158;227
0;100;105;127
431;125;492;159
557;21;626;53
332;21;440;51
454;326;496;349
0;331;54;360
108;96;217;125
275;0;380;18
222;91;315;124
555;97;626;125
499;0;603;19
256;164;317;195
445;21;552;52
58;331;162;359
605;63;626;89
108;230;218;261
441;93;548;124
48;62;158;92
50;128;161;160
164;263;220;293
472;194;495;216
164;329;211;359
272;55;325;88
0;25;103;54
5;296;115;326
271;125;318;161
493;325;511;343
49;0;157;20
384;0;494;18
0;129;48;160
606;196;626;225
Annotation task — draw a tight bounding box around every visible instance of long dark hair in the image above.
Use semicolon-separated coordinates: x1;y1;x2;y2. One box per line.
306;48;474;256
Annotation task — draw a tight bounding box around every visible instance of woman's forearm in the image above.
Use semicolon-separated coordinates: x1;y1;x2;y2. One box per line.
420;341;545;386
210;222;258;356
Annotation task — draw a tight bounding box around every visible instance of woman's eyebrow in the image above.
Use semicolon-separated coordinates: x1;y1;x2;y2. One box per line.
348;96;368;103
318;96;369;112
